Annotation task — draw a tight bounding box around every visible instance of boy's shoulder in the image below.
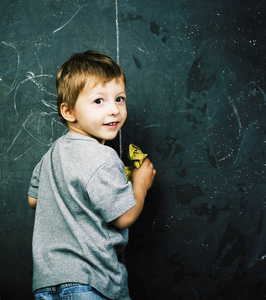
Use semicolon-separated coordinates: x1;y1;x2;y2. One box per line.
59;132;120;163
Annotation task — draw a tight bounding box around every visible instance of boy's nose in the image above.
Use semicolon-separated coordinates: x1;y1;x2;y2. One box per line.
108;103;119;116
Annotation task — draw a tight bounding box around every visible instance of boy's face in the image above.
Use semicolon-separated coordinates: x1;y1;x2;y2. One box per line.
67;76;127;144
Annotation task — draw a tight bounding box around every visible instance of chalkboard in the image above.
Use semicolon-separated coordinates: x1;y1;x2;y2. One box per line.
0;0;265;299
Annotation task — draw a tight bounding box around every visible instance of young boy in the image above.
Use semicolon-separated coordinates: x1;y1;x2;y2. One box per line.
28;50;156;300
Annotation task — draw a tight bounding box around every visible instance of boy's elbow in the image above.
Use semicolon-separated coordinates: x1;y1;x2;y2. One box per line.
28;195;37;210
112;215;135;230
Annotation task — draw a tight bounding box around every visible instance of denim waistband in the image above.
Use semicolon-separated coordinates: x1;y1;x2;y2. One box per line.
34;282;92;294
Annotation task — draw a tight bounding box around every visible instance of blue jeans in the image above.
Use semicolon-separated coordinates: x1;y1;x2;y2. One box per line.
33;283;109;300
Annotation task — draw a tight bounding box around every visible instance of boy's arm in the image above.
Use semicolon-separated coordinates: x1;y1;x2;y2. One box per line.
28;195;37;210
112;158;156;229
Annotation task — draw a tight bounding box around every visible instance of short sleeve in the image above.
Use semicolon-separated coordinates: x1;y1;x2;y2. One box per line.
87;159;136;223
28;159;43;199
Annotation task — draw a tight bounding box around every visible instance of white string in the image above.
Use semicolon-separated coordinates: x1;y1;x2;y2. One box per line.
116;0;123;159
116;0;120;64
116;1;126;266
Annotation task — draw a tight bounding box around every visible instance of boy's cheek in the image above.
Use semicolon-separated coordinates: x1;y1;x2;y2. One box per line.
124;109;128;120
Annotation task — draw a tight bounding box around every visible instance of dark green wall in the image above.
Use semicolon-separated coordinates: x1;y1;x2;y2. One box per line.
0;0;265;299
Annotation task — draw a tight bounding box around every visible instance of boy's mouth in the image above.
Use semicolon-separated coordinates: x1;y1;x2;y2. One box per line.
104;122;118;126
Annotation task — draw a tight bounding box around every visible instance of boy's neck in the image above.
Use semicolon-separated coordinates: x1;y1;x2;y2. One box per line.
68;129;105;145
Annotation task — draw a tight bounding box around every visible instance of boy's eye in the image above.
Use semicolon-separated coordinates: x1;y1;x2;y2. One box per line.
94;98;103;104
116;97;125;102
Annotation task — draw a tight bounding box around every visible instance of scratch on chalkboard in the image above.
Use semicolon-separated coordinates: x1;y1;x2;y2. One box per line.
255;1;264;10
53;4;89;34
248;253;266;269
143;124;164;129
5;129;22;154
0;63;62;159
27;72;55;95
14;72;55;117
0;41;20;94
14;146;33;161
228;96;242;138
42;100;57;110
1;198;12;217
217;96;242;164
22;112;57;146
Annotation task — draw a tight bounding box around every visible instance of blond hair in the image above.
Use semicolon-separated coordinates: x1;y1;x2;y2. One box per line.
56;50;126;126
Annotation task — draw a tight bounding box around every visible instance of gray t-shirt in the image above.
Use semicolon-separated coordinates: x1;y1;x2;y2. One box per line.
28;132;136;300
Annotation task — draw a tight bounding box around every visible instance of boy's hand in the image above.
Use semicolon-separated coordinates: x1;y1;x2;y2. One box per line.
113;158;156;230
132;158;156;192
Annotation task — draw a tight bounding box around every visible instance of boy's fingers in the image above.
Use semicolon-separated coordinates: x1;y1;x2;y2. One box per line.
142;158;155;170
139;158;156;175
142;158;150;165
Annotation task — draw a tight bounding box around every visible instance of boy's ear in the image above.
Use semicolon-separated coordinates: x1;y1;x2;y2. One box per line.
60;103;76;123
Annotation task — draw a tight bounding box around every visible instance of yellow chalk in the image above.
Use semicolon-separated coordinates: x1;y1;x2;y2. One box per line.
125;144;147;181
